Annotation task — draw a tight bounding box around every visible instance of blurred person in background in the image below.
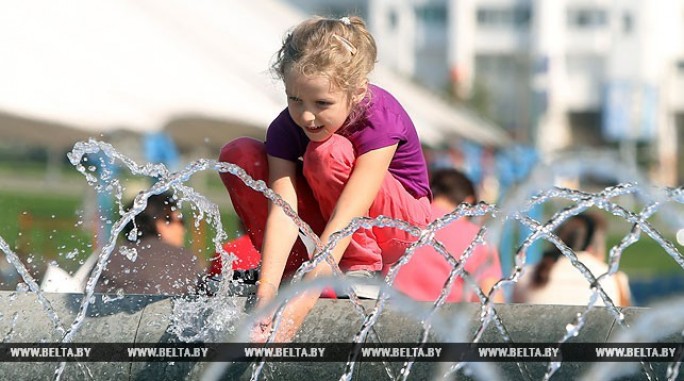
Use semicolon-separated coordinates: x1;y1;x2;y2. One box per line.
513;212;632;307
96;192;203;295
388;168;504;303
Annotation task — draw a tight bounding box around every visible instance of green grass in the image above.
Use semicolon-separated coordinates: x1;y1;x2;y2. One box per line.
0;190;92;274
607;235;684;279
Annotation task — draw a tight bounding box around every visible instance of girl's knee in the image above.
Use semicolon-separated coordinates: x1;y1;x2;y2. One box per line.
219;137;265;166
303;135;355;174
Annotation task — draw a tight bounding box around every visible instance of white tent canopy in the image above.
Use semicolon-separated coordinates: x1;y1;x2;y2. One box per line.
0;0;509;148
0;0;285;132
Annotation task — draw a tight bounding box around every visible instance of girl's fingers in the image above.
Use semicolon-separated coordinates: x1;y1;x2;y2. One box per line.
250;324;270;343
250;316;274;343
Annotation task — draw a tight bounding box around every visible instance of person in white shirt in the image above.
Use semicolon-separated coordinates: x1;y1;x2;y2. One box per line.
514;212;632;307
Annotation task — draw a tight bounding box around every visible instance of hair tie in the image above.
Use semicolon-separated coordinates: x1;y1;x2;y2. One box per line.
340;17;351;26
332;34;357;55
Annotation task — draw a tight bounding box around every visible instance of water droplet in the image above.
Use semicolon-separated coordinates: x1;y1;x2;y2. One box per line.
120;246;138;262
677;228;684;246
65;249;79;260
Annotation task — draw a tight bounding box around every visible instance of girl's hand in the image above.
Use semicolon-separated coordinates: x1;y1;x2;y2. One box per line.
249;294;312;343
250;312;299;343
250;315;274;343
251;280;278;343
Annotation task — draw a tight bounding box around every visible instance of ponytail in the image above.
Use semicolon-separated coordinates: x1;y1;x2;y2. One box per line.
530;212;602;288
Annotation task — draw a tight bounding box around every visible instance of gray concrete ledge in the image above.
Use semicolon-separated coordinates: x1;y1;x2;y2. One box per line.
0;291;675;380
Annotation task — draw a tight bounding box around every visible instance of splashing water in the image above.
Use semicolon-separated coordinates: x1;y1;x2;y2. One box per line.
0;140;682;381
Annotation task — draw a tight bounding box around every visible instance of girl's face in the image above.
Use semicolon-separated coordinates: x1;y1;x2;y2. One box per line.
284;71;363;142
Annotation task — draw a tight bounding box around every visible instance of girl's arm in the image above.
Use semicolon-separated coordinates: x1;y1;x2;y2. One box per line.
266;144;398;342
256;155;300;303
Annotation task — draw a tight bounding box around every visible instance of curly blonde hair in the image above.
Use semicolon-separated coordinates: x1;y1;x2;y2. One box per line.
272;16;377;114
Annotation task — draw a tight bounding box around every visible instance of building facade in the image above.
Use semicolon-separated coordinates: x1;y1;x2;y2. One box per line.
283;0;683;185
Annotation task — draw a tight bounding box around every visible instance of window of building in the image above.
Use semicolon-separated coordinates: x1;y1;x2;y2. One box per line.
566;54;604;78
567;7;608;29
476;6;532;29
676;59;684;73
416;3;447;25
622;12;633;34
388;9;398;30
415;3;448;48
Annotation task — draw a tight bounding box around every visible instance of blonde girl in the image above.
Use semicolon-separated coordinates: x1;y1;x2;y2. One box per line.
219;16;432;341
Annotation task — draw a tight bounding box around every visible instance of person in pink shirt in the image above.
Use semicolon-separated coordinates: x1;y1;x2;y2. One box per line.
388;168;504;303
218;16;432;342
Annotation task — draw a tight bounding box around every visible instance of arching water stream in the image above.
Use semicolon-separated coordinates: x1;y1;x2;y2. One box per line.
0;140;683;381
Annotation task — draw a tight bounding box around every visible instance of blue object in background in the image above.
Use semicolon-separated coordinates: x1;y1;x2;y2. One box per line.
495;145;542;279
144;132;180;171
602;81;658;142
459;141;483;185
630;275;684;306
88;152;119;249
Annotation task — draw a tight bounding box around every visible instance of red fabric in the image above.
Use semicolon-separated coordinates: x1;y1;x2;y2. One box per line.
385;205;502;303
207;235;337;299
208;235;261;277
218;137;325;277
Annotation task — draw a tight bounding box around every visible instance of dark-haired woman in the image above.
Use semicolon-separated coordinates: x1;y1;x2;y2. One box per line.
513;212;631;307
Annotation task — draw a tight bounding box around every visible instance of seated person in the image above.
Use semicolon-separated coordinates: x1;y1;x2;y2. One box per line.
388;168;504;303
513;212;632;307
96;192;203;295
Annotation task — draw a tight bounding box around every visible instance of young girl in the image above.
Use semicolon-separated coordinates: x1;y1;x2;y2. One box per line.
219;16;432;341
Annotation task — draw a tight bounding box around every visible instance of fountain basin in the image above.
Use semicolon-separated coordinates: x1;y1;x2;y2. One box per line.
0;291;675;380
